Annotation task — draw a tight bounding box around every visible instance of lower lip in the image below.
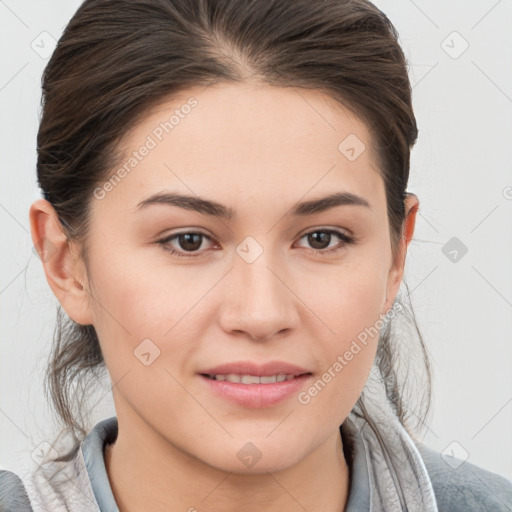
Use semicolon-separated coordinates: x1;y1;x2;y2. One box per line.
199;374;312;408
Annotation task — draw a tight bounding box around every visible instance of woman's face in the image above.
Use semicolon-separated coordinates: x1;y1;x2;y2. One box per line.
71;82;413;472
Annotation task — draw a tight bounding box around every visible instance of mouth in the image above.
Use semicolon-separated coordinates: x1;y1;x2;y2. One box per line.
201;373;309;383
197;362;313;408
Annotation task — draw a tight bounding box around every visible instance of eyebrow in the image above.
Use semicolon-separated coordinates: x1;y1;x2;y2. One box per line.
135;191;370;219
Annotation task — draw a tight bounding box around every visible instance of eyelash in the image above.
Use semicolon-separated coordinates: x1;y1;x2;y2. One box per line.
155;228;355;259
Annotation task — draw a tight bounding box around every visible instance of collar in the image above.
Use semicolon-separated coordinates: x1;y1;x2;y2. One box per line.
80;416;119;512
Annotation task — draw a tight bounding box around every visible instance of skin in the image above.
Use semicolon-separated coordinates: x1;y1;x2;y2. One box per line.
30;81;418;512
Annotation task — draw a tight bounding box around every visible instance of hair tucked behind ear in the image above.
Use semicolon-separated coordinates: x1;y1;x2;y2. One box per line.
37;0;431;461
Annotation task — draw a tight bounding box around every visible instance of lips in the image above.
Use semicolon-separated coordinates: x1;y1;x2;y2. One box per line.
198;361;313;408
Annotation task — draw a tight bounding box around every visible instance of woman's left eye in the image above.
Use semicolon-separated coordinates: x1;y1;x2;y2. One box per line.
156;228;354;258
295;229;355;254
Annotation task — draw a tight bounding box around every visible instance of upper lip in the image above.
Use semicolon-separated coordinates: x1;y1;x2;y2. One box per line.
199;361;311;377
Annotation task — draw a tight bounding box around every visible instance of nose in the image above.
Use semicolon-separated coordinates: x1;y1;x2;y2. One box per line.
218;247;300;342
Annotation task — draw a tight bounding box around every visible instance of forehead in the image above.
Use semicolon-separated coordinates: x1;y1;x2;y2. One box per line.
92;82;386;219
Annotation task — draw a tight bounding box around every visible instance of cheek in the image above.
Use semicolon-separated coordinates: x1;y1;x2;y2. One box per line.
88;244;188;330
309;256;388;338
302;258;388;399
86;246;218;372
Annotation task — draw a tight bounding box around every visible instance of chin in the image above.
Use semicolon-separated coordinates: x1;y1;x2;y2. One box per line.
197;438;306;475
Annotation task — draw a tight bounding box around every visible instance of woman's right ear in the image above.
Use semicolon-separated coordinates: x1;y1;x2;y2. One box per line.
29;198;93;325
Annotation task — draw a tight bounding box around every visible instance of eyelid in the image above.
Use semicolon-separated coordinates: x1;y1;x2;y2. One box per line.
298;225;354;241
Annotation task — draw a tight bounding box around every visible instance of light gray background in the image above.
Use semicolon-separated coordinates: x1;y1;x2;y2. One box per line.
1;0;511;483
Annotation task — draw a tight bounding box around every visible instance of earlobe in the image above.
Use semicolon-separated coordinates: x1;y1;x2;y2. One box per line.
29;199;93;325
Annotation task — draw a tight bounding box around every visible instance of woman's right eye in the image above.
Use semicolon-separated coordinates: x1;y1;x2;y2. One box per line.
156;231;215;258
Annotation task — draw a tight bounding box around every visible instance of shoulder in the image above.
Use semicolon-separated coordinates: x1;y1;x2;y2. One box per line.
0;469;33;511
0;450;101;512
416;442;512;512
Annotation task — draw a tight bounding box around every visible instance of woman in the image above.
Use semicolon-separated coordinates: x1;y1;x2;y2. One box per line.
1;0;511;510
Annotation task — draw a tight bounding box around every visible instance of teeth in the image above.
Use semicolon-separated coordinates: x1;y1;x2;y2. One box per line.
208;373;298;384
241;375;260;384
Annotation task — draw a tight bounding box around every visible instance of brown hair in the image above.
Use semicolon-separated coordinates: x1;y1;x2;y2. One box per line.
37;0;431;461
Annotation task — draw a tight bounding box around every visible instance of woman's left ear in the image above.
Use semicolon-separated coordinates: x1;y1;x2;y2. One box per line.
382;192;419;313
